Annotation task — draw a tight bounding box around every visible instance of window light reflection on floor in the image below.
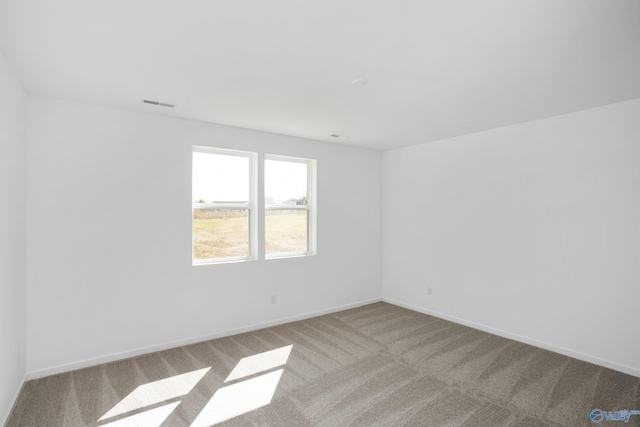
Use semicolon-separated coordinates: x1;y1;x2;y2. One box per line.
97;345;292;427
100;401;181;427
98;367;210;422
191;369;284;427
192;344;292;426
225;344;293;382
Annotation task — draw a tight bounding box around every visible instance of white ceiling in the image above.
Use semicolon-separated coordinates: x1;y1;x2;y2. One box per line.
1;0;639;151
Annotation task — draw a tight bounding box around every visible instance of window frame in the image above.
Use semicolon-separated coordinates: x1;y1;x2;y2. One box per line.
264;154;317;259
192;146;258;265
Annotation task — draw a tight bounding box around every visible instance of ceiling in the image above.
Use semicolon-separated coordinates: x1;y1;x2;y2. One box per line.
1;0;639;151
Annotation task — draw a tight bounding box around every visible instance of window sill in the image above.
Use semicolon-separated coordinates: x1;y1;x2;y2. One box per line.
193;257;257;266
265;252;315;261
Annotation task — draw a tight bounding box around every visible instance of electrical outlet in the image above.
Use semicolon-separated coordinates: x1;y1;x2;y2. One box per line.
427;287;433;296
271;294;277;304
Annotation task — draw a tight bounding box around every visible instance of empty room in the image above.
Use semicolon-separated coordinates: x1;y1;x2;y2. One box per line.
1;0;639;426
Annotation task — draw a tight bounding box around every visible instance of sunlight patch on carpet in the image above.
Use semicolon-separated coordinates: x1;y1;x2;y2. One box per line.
192;369;284;427
99;367;210;421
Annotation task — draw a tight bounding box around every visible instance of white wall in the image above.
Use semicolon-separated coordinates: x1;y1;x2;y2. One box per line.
22;92;640;382
0;51;27;423
383;98;640;377
26;96;382;376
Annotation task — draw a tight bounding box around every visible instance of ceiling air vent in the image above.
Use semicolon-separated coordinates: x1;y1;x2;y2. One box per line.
142;99;175;108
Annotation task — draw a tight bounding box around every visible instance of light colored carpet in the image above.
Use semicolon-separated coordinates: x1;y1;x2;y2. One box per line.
7;302;640;426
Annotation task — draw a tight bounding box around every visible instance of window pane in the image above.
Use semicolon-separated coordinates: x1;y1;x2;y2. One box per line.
265;210;308;255
193;209;249;259
265;160;307;206
193;152;249;204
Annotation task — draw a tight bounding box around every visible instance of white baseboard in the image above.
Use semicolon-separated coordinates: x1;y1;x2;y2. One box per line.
383;297;640;379
2;372;27;426
27;297;382;380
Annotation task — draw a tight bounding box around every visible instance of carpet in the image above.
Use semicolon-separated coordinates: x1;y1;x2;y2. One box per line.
7;302;640;426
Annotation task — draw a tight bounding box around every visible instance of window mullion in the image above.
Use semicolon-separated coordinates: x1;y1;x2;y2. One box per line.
256;152;265;260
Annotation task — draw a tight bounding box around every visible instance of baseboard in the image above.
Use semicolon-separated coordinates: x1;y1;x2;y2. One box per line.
2;372;27;427
383;297;640;379
27;297;382;380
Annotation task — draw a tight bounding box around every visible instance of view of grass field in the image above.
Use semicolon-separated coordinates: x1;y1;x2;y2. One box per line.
265;210;308;255
193;209;307;259
193;209;249;259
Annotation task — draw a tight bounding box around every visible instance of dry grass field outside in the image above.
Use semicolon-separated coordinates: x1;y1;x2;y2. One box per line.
193;209;249;259
193;209;307;259
265;209;308;254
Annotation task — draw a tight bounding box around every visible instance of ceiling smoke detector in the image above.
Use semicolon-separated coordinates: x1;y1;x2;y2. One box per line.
142;99;175;108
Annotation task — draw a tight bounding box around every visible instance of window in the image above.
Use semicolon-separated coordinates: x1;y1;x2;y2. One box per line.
265;155;316;258
192;147;315;264
192;147;257;264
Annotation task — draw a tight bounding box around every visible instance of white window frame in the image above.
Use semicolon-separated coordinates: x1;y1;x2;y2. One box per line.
264;154;317;259
192;146;258;265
